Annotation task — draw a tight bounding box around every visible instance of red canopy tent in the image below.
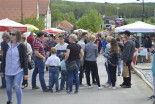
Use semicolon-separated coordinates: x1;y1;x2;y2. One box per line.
0;18;27;33
43;29;59;34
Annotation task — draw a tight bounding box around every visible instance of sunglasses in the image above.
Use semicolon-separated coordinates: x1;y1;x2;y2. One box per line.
9;33;16;36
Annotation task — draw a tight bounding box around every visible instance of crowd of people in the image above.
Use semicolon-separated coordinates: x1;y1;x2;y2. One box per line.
0;29;155;104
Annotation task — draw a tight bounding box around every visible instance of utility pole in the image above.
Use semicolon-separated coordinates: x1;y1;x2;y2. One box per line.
21;0;23;23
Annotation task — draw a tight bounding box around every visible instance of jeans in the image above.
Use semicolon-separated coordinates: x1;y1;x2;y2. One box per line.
123;60;132;86
60;70;68;90
5;71;23;104
67;61;80;92
117;58;122;74
49;67;59;91
85;61;101;87
32;58;47;90
105;62;111;84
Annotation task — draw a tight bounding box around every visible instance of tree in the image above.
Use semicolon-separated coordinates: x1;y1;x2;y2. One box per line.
52;9;64;22
23;16;45;31
64;12;76;25
77;9;103;32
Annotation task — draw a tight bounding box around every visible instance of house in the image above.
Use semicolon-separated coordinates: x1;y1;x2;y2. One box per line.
0;0;51;29
53;20;74;33
102;15;117;28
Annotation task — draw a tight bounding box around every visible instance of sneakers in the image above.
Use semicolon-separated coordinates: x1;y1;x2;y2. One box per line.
118;73;121;76
121;85;131;88
6;101;12;104
88;85;93;88
74;91;79;94
149;95;155;100
32;86;40;90
0;85;6;89
43;89;49;92
112;87;116;90
103;83;111;88
98;86;103;90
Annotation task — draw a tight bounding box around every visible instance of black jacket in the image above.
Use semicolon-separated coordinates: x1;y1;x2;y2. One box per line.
0;43;28;75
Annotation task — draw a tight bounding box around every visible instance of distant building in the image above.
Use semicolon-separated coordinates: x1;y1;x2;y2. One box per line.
0;0;51;29
102;16;117;28
53;20;74;33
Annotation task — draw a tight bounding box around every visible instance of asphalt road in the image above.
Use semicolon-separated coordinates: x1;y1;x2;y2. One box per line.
0;54;153;104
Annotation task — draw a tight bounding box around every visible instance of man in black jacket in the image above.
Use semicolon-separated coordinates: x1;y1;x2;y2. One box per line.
121;31;135;88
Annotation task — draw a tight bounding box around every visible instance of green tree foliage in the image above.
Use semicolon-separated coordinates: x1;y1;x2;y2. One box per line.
64;12;76;25
77;9;103;32
23;16;45;31
52;9;64;22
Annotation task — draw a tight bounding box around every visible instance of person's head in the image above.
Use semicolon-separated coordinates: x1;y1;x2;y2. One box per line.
69;34;77;43
51;47;57;54
89;35;96;43
48;34;54;40
146;36;150;41
81;32;87;40
2;32;10;42
110;38;119;53
59;35;65;44
116;37;120;42
30;32;34;36
55;36;59;44
37;31;45;40
124;30;131;40
60;52;66;59
130;34;134;38
10;29;21;43
21;35;27;43
106;36;113;43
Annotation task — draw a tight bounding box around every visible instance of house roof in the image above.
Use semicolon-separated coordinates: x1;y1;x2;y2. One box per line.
53;20;74;31
0;0;50;21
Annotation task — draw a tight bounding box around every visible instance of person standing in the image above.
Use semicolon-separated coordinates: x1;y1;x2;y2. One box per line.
108;39;119;89
0;32;10;89
0;29;28;104
77;33;87;85
102;36;107;53
144;36;152;52
32;31;49;92
27;32;34;48
85;35;103;89
64;34;84;94
121;31;135;88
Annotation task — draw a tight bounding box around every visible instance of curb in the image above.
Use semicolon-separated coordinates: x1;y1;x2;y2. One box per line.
134;68;154;90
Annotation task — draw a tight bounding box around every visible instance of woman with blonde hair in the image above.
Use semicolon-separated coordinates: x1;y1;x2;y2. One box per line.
103;36;113;87
85;35;103;89
107;38;119;89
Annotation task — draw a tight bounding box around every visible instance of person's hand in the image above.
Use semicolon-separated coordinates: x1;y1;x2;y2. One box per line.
42;57;46;63
28;59;31;62
24;75;28;80
0;73;4;77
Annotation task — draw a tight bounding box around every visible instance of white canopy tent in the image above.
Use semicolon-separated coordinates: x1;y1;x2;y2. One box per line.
115;21;155;33
73;29;88;33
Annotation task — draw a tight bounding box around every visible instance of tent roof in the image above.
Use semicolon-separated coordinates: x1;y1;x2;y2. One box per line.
115;21;155;33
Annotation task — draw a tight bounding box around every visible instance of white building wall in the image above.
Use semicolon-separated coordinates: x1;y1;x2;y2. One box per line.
45;5;51;29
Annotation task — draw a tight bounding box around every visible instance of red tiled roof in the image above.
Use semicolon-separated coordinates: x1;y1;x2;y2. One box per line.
53;20;74;31
0;0;50;21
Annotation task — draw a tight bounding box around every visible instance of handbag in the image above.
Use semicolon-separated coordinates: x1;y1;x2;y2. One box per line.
28;60;35;70
67;61;78;71
122;65;129;77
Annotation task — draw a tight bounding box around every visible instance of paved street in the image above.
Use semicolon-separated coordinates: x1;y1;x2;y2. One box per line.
0;55;154;104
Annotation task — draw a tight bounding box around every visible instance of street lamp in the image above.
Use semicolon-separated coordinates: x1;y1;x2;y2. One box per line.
137;0;144;22
116;7;120;18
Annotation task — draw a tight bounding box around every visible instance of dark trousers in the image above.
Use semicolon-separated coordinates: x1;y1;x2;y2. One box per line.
123;60;132;86
85;61;101;87
108;64;117;87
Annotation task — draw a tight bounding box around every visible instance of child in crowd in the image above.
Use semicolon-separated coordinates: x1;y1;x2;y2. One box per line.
45;47;61;92
60;53;68;91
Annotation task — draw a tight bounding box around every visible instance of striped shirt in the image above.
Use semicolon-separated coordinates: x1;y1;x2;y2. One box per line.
33;38;45;57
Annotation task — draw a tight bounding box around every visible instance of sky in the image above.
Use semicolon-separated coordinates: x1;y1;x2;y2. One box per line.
63;0;155;3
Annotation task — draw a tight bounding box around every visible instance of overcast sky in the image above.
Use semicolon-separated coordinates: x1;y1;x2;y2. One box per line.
63;0;155;3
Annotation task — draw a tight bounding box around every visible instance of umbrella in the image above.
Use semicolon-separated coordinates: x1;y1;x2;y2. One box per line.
48;28;65;33
23;31;36;37
43;29;59;34
73;29;88;33
0;18;27;32
25;24;39;31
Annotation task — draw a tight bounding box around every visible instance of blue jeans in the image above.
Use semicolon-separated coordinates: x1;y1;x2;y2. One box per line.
60;70;68;90
32;58;47;90
5;71;23;104
67;61;80;92
117;58;122;74
49;67;59;91
105;62;111;84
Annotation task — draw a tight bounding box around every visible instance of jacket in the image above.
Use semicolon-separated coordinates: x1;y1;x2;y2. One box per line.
122;39;135;63
0;43;28;75
107;53;119;66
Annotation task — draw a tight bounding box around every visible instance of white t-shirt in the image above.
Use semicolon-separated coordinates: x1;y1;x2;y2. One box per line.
45;54;61;66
